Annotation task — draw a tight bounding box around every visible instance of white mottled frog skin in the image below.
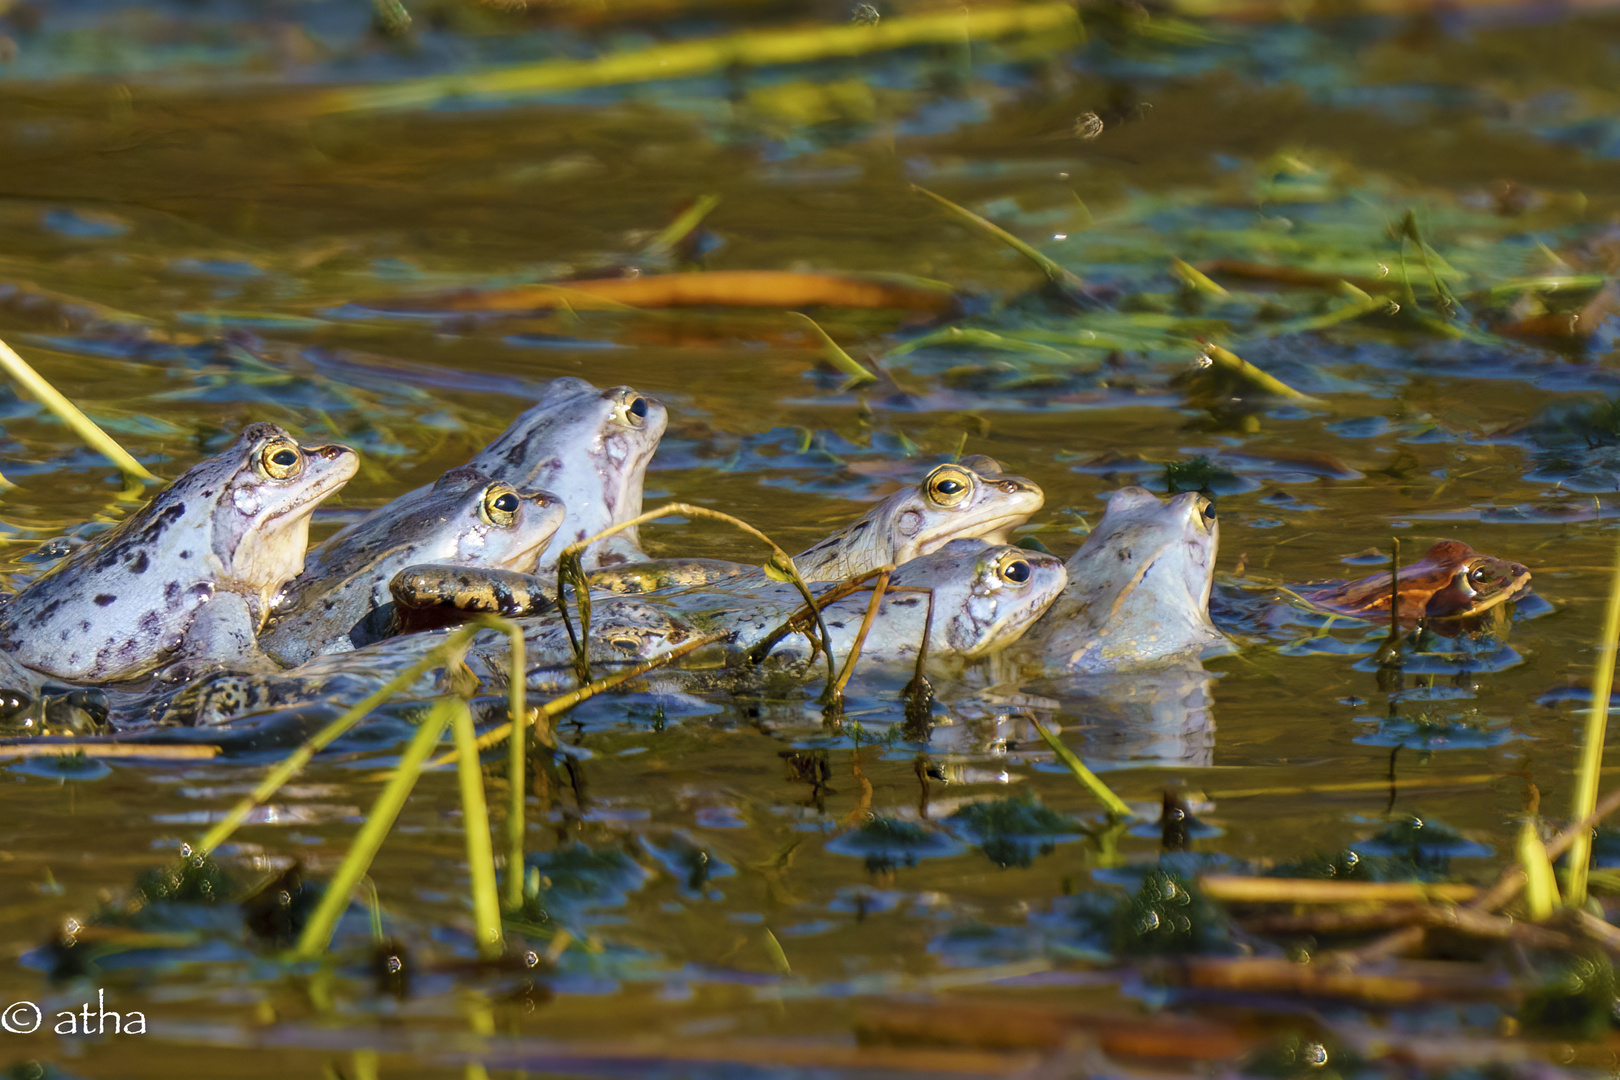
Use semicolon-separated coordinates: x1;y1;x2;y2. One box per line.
471;376;667;570
1019;487;1231;674
260;466;564;666
589;454;1044;593
619;537;1062;663
0;423;357;683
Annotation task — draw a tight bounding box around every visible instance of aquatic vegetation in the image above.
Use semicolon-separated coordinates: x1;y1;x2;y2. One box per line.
945;790;1082;868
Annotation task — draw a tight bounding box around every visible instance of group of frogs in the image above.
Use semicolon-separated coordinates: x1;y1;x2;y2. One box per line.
0;376;1535;733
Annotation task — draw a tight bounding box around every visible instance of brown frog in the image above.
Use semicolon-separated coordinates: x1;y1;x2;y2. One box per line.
1300;541;1531;627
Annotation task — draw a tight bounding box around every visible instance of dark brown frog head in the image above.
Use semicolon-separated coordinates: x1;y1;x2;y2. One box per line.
1306;540;1531;627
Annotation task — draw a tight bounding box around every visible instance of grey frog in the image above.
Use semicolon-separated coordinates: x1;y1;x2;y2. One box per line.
0;423;357;683
260;466;564;666
470;376;667;570
589;455;1044;593
1019;487;1231;674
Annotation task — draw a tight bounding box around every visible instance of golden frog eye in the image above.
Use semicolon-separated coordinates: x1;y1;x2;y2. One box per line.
481;485;522;527
925;465;973;508
1195;496;1217;530
614;392;651;428
259;440;304;481
995;550;1033;586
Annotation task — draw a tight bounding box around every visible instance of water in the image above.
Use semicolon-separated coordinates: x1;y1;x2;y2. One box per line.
4;1;1620;1074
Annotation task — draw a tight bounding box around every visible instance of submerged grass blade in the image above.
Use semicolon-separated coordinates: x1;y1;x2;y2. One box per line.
787;312;878;387
314;3;1080;114
291;699;456;960
195;625;478;856
911;184;1087;298
1028;715;1131;818
1565;537;1620;906
0;335;158;484
450;699;505;960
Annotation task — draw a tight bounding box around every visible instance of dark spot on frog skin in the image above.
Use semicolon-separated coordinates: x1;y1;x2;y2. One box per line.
165;581;182;601
1119;548;1132;561
129;551;150;574
180;551;192;560
80;620;91;632
94;594;116;607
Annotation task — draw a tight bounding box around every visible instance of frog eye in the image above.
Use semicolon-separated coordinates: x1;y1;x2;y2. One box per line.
995;551;1033;585
482;486;522;527
259;440;304;481
615;392;652;428
925;465;973;508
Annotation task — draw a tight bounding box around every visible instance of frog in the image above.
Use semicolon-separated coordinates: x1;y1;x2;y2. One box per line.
1017;486;1231;674
0;423;358;684
710;538;1067;664
1296;541;1531;627
468;376;667;571
587;455;1045;593
258;466;564;666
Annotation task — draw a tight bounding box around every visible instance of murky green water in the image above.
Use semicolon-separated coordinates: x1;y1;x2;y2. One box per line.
6;2;1620;1075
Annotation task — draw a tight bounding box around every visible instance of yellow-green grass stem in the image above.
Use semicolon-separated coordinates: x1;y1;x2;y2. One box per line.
292;698;456;960
0;335;158;485
195;625;479;856
1566;538;1620;906
450;699;505;960
315;4;1080;114
1029;715;1132;818
503;621;528;913
643;194;720;261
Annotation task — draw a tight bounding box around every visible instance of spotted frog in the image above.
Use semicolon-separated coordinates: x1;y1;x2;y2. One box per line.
0;423;357;683
1299;541;1531;627
260;466;563;665
589;455;1044;593
1019;487;1230;674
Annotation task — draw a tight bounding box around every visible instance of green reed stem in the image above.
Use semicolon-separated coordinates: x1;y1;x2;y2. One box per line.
450;699;505;960
1566;539;1620;905
503;621;528;913
195;625;479;856
0;335;158;484
292;699;455;960
1029;715;1132;818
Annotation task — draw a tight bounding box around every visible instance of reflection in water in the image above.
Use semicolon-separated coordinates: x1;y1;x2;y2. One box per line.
942;662;1218;769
